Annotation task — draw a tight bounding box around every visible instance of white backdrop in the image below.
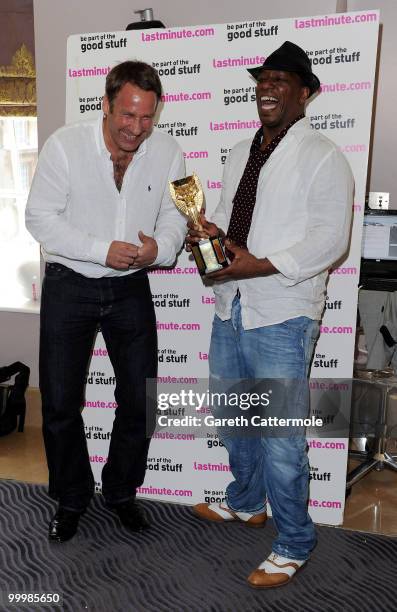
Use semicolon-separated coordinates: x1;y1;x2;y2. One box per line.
66;10;379;524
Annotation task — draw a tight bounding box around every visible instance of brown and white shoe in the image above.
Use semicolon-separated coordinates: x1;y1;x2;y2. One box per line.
247;553;307;588
193;502;267;528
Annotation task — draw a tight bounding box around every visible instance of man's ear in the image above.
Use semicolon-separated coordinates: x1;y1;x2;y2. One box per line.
102;95;110;115
299;86;311;105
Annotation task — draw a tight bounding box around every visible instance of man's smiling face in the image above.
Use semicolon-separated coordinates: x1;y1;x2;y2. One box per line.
255;69;309;132
103;82;157;156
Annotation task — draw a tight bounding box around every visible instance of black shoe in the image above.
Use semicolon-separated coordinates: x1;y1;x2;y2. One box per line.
48;508;82;542
110;500;150;532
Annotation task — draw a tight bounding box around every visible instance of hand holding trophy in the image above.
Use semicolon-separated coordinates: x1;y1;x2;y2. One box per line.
169;173;228;276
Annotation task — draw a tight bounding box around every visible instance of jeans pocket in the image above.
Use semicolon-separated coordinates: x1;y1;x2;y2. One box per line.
45;263;71;280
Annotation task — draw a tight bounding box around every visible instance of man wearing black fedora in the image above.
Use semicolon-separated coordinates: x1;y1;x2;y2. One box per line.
188;41;353;587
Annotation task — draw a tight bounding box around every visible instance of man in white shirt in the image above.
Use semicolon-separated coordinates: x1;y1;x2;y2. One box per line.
26;61;186;542
188;42;353;588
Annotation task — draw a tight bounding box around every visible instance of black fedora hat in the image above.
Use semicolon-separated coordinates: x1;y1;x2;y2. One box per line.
247;41;320;97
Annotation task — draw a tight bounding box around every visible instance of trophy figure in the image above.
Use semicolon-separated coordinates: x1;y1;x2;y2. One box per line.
169;174;228;276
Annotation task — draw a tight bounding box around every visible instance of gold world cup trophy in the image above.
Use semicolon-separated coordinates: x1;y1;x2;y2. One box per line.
169;173;228;276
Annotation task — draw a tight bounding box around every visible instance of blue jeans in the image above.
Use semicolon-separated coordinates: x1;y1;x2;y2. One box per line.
209;297;319;560
40;263;157;511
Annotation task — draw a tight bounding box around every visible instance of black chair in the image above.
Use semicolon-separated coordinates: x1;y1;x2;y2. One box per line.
0;362;30;436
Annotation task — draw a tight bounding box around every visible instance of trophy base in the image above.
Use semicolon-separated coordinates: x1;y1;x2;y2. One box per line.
205;263;223;274
192;237;228;276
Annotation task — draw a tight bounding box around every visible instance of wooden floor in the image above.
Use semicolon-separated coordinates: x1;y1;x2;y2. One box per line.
1;388;396;536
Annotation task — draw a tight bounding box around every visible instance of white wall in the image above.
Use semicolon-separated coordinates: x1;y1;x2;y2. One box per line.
0;312;40;383
33;0;338;145
32;0;396;191
349;0;397;194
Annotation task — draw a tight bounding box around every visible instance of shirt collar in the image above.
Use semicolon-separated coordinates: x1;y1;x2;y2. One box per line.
287;116;311;144
96;114;108;158
251;115;309;153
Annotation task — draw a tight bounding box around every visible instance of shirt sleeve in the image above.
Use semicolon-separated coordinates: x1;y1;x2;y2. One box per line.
210;152;233;233
267;148;354;286
152;146;187;267
25;135;110;265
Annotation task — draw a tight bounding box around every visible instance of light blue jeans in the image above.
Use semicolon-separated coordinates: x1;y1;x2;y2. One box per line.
209;296;319;560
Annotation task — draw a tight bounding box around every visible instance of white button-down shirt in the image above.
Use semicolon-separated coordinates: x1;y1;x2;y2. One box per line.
26;116;186;278
211;117;354;329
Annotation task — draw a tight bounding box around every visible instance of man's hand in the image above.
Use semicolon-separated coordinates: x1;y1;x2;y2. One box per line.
185;210;224;252
133;231;158;267
207;240;277;281
106;240;139;270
